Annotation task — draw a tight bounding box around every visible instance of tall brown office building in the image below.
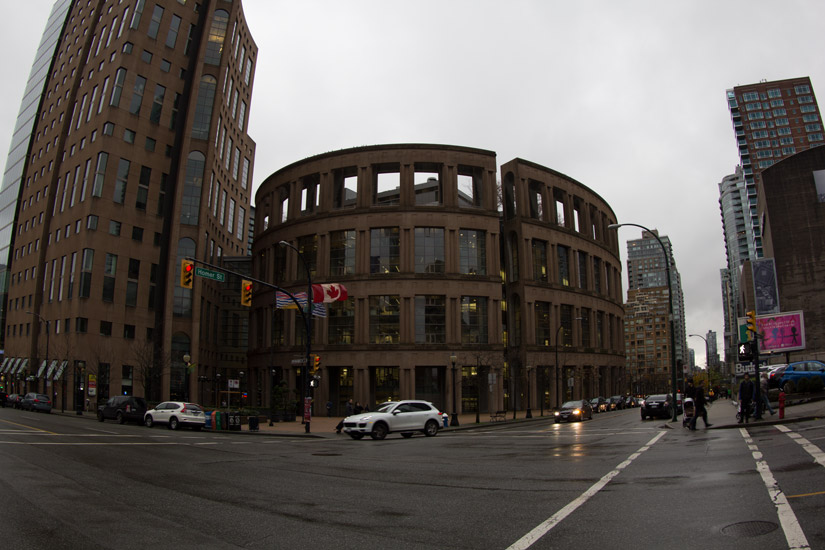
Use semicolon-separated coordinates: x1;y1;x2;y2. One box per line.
0;0;257;409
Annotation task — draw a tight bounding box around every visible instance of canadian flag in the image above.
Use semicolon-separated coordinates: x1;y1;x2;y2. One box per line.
311;283;348;303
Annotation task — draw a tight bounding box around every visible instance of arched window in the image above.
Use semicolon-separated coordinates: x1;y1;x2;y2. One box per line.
204;10;229;65
181;151;205;224
173;238;196;317
191;75;216;140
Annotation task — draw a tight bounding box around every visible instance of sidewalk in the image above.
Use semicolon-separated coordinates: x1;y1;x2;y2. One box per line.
54;397;825;437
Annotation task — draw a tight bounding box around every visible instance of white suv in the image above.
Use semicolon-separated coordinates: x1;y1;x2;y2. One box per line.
144;401;205;430
342;400;443;440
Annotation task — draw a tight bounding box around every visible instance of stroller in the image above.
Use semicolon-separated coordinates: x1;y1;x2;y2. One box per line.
682;397;695;428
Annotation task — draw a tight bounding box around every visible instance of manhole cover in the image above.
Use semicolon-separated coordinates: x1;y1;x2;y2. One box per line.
720;521;779;538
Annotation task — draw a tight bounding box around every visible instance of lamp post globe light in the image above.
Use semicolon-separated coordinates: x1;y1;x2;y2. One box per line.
609;223;679;423
449;354;459;426
279;240;313;433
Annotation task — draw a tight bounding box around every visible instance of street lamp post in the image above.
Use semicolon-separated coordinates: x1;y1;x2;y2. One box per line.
555;325;564;409
26;311;49;396
279;240;313;434
609;223;679;423
450;354;459;426
525;365;532;418
688;333;710;392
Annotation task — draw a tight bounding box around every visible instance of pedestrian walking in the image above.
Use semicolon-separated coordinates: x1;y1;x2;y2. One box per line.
760;373;775;416
345;398;354;417
689;381;712;430
738;372;756;423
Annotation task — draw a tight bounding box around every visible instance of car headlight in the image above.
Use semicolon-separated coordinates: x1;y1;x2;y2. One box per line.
573;409;581;415
554;411;560;416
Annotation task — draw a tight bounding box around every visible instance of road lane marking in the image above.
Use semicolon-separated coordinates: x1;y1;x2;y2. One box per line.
787;490;825;499
740;428;810;549
506;431;666;550
775;425;825;468
0;418;57;435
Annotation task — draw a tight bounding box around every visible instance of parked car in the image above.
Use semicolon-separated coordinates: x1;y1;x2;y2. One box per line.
640;394;673;420
20;393;52;413
777;360;825;394
608;395;625;410
766;364;788;389
0;391;8;407
554;400;593;423
7;394;21;408
625;396;639;408
590;397;607;413
98;396;148;424
342;400;443;440
144;401;205;430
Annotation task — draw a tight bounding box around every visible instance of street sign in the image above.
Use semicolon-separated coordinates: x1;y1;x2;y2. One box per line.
195;266;226;282
291;358;307;366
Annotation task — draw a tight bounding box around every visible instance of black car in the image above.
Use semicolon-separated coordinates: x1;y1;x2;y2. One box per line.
608;395;625;410
98;396;148;424
554;400;593;423
640;394;673;420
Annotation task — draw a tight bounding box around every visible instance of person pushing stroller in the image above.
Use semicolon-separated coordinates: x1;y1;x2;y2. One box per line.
689;380;712;430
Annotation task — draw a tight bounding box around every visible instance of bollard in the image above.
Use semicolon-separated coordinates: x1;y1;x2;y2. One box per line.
778;391;785;420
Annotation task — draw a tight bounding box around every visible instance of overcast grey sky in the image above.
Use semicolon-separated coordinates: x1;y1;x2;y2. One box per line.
3;1;825;367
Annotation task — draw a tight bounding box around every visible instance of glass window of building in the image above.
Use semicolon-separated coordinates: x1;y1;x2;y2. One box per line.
369;295;400;344
459;229;486;275
532;240;548;282
535;301;550;346
415;295;446;344
327;300;354;345
557;245;570;286
414;227;444;274
370;227;400;274
461;296;488;344
329;230;355;276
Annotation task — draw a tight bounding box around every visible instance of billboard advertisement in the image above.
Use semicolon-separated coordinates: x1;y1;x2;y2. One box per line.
739;311;805;353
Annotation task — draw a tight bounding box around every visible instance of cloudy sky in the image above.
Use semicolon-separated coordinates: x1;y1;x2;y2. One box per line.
3;1;825;367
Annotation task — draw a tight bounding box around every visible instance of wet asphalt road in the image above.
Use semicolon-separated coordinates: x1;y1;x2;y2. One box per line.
1;406;823;549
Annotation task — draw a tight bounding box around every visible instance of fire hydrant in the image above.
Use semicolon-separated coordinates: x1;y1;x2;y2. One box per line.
442;413;449;428
778;390;785;420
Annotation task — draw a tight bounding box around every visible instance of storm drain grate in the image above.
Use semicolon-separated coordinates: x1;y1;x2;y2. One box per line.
720;521;779;538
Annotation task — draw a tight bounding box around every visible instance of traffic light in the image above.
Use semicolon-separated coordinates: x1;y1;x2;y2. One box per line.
241;279;253;306
738;341;753;362
312;354;321;374
746;310;758;338
180;259;194;289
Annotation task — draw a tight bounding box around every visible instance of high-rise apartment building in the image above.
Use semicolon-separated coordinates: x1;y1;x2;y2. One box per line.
622;229;687;393
726;77;823;259
723;77;823;370
718;166;750;370
0;0;257;409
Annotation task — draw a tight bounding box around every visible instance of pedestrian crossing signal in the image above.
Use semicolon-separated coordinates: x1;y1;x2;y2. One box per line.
241;280;253;307
180;259;194;289
738;341;753;362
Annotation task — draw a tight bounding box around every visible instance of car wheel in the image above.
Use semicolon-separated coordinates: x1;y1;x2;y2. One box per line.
371;422;388;440
116;411;125;424
145;415;154;428
349;433;364;440
97;411;105;422
169;417;180;430
424;419;439;437
783;381;795;394
401;432;414;438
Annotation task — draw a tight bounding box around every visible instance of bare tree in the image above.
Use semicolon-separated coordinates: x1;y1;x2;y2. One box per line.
132;339;167;403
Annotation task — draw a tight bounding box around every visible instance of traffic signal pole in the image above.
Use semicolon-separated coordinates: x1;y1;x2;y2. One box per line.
746;310;762;420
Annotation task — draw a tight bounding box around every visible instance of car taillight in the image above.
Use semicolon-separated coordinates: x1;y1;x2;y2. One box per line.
180;405;187;413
